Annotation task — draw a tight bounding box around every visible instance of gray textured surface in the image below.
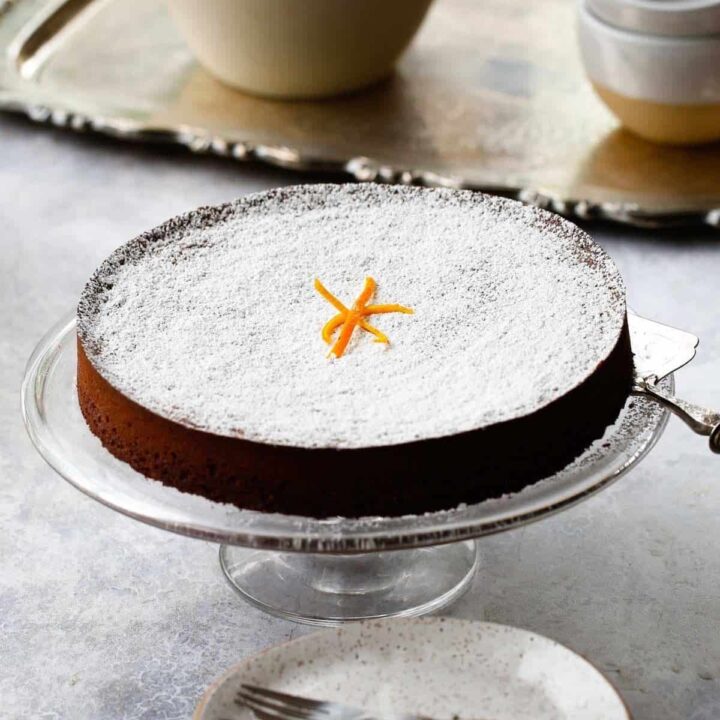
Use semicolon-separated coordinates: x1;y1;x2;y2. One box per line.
1;114;719;720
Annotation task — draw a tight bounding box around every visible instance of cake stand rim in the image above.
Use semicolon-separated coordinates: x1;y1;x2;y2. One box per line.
21;311;671;554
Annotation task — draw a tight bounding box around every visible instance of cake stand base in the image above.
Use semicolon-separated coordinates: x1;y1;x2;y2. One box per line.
219;540;479;626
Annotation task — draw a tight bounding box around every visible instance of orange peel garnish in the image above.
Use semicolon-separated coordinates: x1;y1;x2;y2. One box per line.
314;277;413;358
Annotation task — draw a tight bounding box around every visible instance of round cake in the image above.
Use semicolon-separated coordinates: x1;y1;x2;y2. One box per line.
77;184;633;518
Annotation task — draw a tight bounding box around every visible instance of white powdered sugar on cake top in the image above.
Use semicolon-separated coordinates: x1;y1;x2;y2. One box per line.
77;184;626;450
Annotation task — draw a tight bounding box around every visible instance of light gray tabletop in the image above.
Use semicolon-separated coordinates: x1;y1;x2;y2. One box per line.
1;114;719;720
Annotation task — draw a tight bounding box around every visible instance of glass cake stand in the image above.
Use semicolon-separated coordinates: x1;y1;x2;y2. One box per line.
22;313;671;626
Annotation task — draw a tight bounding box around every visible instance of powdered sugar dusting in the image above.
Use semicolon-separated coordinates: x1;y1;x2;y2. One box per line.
77;184;626;449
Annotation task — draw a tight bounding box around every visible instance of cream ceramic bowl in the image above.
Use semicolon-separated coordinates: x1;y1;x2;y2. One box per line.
167;0;434;99
578;0;720;145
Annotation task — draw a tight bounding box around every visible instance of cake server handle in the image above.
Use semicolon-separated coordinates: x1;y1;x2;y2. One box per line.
634;378;720;454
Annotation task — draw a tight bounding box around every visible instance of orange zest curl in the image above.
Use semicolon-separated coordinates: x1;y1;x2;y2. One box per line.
314;276;413;358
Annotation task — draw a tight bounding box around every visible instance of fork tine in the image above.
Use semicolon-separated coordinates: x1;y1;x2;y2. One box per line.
240;685;329;712
235;695;292;718
236;691;317;720
235;699;294;720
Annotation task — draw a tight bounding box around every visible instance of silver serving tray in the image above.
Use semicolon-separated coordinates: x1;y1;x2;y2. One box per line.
2;0;720;228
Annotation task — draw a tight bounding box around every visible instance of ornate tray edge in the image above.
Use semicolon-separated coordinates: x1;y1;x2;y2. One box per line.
6;95;718;230
1;0;719;230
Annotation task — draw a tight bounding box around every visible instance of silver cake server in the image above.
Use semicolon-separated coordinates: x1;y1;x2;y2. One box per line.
629;314;720;453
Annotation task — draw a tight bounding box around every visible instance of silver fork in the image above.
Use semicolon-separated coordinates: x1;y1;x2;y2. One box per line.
235;684;438;720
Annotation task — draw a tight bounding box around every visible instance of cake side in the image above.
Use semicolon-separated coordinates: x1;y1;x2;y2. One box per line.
77;324;633;518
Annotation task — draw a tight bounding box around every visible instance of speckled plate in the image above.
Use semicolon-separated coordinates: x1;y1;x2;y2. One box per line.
194;618;630;720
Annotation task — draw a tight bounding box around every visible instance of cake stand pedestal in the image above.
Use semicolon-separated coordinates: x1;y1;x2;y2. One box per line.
23;313;678;626
219;541;479;625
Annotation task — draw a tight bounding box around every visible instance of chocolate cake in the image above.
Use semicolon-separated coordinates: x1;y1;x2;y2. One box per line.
77;184;633;518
